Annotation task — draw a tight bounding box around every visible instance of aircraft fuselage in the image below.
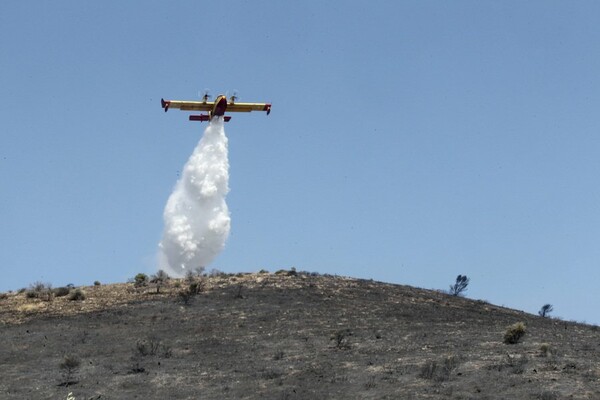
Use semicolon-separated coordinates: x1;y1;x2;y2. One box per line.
211;95;228;117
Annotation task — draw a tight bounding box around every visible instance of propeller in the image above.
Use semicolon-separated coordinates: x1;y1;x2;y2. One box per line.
229;89;239;103
199;88;211;102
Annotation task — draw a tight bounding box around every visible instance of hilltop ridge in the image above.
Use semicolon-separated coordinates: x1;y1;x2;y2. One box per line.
1;271;598;399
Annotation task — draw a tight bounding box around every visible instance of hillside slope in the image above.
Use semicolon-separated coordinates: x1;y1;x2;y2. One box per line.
1;272;599;399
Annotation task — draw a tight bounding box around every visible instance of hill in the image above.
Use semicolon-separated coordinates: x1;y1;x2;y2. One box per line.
1;271;599;399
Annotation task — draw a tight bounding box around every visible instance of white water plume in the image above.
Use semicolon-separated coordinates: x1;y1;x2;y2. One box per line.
158;118;231;277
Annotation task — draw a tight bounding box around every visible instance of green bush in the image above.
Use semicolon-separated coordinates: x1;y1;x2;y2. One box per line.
134;273;148;287
68;289;86;301
504;322;526;344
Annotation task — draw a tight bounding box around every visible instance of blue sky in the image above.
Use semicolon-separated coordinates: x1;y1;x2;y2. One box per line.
2;1;600;324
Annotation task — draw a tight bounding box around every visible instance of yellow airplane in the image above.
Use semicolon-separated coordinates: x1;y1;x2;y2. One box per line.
161;93;271;122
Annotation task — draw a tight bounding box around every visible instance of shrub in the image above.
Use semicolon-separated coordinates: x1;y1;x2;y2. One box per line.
135;338;171;358
364;377;377;389
178;280;204;305
539;343;552;357
150;270;170;293
419;355;459;381
59;354;81;386
539;304;553;317
419;360;437;380
207;268;223;277
504;322;526;344
32;281;49;292
189;280;205;295
26;282;53;301
185;269;197;284
538;391;558;400
258;269;269;274
134;273;148;287
54;287;71;297
93;281;101;286
178;289;193;305
68;289;86;301
332;329;352;349
234;284;244;299
505;353;528;374
449;275;469;296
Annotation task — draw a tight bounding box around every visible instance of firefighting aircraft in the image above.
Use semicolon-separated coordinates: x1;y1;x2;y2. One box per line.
161;93;271;122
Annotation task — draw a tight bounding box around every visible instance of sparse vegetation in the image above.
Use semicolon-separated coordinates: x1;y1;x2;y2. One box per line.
178;289;193;305
2;273;599;399
184;269;198;284
504;322;526;344
332;329;352;349
150;269;170;293
449;275;469;296
208;268;225;277
234;283;244;299
135;338;172;358
0;292;7;300
419;355;459;381
539;343;553;358
539;303;554;317
26;281;53;301
178;278;205;305
505;353;529;374
538;391;558;400
58;354;81;386
273;350;285;360
364;376;377;389
188;279;205;295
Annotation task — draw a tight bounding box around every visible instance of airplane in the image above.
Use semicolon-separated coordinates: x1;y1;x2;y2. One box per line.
161;93;271;122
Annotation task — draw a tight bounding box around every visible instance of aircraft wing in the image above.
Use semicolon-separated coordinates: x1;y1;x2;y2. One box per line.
227;102;272;114
161;99;213;112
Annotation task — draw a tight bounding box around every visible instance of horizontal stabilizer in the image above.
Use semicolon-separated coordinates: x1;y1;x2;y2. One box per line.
189;115;232;122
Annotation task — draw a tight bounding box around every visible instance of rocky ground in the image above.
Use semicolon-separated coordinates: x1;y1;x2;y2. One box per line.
1;270;599;399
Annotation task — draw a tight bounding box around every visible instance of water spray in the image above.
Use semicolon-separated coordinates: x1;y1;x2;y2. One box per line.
158;118;231;277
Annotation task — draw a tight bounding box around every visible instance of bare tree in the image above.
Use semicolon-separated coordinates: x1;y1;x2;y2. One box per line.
150;270;170;293
538;304;553;318
449;275;470;296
